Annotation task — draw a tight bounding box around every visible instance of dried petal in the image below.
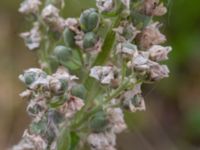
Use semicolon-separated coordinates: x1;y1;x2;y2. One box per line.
19;0;41;15
90;66;114;84
87;132;116;150
20;23;41;50
138;22;166;49
148;45;172;61
96;0;114;12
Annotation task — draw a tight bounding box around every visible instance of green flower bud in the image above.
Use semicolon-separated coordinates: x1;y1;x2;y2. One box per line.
53;45;72;62
71;84;86;99
63;28;75;47
80;8;100;32
90;111;108;132
83;32;97;49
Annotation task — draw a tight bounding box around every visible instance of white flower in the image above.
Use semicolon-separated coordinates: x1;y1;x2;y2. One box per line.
41;4;65;32
19;0;41;15
148;45;172;62
107;108;127;133
96;0;114;12
90;66;114;84
87;132;116;150
20;22;41;50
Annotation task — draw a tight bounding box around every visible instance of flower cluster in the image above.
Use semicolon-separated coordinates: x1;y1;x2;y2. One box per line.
14;0;171;150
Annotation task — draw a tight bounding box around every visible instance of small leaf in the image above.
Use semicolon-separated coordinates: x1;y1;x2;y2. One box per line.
69;132;80;150
57;127;71;150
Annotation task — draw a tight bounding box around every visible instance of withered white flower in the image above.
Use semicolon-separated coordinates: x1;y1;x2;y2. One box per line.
149;63;169;81
12;130;47;150
19;89;32;100
19;0;41;15
53;67;78;81
114;21;140;42
48;77;63;94
139;22;166;49
148;45;172;62
129;52;150;72
123;84;146;112
41;4;65;32
87;132;116;150
64;18;79;33
59;96;84;118
20;22;41;50
96;0;114;12
27;98;47;117
107;108;127;133
19;68;47;88
90;66;114;84
142;0;167;16
116;42;138;57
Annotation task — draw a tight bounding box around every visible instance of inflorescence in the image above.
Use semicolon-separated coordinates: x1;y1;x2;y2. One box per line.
13;0;171;150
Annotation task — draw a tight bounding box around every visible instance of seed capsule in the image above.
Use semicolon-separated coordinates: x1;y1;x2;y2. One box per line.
24;71;36;85
63;28;75;47
80;8;100;32
71;84;86;99
90;111;108;132
83;32;97;49
53;45;72;62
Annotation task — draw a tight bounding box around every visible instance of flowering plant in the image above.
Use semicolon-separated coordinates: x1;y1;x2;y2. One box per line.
13;0;171;150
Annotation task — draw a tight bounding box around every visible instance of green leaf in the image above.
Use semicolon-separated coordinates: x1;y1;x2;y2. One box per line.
57;127;71;150
57;128;80;150
69;132;80;150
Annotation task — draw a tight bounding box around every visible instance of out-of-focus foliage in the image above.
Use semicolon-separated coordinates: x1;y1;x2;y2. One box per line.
0;0;200;149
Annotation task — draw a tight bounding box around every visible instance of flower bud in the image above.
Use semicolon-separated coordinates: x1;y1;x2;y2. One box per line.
53;45;72;62
80;8;100;32
71;84;86;99
63;28;75;47
83;32;98;49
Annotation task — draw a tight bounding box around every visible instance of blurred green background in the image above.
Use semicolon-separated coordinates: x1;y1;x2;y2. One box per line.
0;0;200;149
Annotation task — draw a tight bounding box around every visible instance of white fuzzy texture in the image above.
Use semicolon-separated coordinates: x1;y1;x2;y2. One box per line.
107;108;127;133
20;23;41;50
90;66;114;84
87;132;116;150
148;45;172;62
96;0;113;12
19;0;41;14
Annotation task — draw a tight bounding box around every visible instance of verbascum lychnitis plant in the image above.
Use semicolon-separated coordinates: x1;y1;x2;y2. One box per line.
13;0;171;150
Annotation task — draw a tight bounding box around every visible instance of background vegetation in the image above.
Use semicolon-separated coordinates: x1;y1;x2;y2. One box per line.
0;0;200;149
